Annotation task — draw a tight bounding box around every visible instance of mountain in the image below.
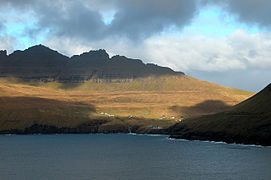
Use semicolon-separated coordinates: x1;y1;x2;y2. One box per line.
0;45;253;135
169;84;271;146
0;45;69;80
0;45;184;81
0;76;252;134
0;50;7;59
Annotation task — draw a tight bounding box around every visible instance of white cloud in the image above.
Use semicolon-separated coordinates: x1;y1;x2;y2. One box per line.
143;35;245;71
229;30;271;69
142;30;271;72
0;35;18;53
44;37;94;57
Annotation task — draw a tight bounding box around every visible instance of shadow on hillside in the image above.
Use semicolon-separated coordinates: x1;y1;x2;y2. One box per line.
0;76;84;90
0;74;184;90
0;96;96;114
170;100;232;118
0;96;179;134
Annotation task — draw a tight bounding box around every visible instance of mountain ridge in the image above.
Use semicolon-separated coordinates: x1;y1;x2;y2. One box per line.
0;45;184;81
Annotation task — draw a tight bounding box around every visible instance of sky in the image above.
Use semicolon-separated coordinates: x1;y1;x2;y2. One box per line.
0;0;270;92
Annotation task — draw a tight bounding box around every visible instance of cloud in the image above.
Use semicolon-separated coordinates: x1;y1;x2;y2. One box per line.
2;0;271;40
44;37;95;57
2;0;271;41
207;0;271;28
142;35;245;72
0;0;199;41
140;30;271;72
108;0;198;39
36;2;106;41
0;35;18;52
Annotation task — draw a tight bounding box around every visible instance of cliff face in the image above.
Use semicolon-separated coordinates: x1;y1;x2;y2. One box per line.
0;45;184;81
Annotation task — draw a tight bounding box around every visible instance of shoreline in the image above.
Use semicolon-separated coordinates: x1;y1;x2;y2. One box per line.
167;137;271;148
0;129;270;147
169;133;271;147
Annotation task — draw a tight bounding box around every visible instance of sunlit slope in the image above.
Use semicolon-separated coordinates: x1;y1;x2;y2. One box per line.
39;75;252;118
0;75;253;132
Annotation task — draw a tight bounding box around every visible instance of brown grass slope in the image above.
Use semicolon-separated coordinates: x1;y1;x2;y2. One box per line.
169;84;271;146
0;76;253;133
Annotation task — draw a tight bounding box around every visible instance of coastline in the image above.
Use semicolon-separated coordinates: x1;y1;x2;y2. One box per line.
1;124;270;147
169;133;271;147
0;123;168;136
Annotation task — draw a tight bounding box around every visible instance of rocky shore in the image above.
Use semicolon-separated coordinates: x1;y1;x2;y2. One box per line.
0;122;168;135
168;129;271;146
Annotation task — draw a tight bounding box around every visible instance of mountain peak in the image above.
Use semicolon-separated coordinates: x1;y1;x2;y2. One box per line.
35;44;47;48
72;49;109;60
95;49;107;53
111;55;143;64
88;49;109;58
25;44;55;53
0;50;7;57
14;44;69;60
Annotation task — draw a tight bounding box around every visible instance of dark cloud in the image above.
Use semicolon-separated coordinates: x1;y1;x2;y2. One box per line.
0;0;198;41
36;2;106;40
0;0;107;40
108;0;198;39
227;0;271;27
0;0;38;9
207;0;271;27
2;0;271;41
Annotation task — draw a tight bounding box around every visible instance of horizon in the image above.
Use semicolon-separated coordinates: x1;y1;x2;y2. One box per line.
0;0;270;91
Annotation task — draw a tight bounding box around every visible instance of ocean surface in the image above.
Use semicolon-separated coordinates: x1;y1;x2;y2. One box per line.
0;134;270;180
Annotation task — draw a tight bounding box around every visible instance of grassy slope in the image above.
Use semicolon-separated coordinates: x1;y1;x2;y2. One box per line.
0;76;253;132
30;76;252;118
169;84;271;145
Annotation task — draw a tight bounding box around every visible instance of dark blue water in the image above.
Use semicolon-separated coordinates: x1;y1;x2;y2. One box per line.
0;134;270;180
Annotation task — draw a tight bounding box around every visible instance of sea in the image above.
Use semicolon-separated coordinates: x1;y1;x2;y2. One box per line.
0;134;270;180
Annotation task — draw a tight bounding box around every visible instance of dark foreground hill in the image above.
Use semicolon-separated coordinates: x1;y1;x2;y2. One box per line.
169;84;271;146
0;45;183;81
